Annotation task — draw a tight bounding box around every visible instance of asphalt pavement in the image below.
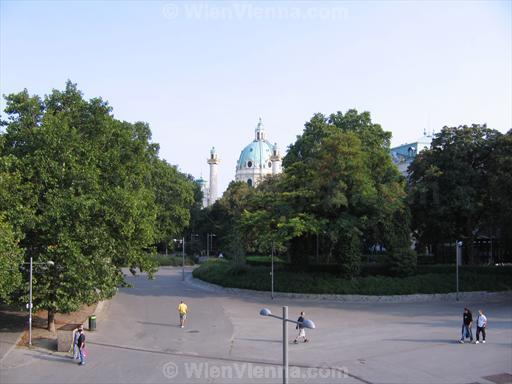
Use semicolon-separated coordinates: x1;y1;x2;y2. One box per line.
1;267;511;384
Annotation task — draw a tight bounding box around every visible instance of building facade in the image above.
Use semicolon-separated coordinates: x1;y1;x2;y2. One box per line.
390;130;433;176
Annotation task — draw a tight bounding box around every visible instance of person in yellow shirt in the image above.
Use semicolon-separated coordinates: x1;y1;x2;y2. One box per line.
177;300;188;328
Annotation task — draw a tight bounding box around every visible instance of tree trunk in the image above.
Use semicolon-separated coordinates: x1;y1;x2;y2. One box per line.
47;309;56;332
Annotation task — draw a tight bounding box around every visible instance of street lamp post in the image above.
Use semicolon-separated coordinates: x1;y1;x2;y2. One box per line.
206;233;216;259
271;242;274;300
25;258;54;347
173;238;186;281
456;241;462;301
181;237;185;281
259;306;316;384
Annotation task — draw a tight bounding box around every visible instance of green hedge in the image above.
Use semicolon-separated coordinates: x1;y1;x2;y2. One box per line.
246;255;287;266
192;261;512;295
154;254;196;267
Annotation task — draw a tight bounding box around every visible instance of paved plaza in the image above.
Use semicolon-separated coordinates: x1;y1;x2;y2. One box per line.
1;267;511;383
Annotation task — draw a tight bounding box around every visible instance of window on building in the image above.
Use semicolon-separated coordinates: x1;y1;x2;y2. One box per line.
247;179;253;187
247;161;252;168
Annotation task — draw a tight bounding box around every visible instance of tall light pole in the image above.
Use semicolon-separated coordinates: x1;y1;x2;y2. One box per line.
207;233;216;259
259;306;316;384
456;241;462;301
271;242;274;300
25;258;54;347
173;238;186;281
181;237;185;281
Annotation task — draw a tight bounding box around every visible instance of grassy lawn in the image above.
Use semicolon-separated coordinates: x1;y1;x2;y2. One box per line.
192;260;512;295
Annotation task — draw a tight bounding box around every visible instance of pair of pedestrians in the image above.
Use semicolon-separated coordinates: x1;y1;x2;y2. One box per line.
72;326;87;365
460;308;487;344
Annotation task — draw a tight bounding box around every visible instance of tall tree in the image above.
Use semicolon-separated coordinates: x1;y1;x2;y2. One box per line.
150;159;196;252
408;124;502;263
243;110;411;276
0;82;192;330
483;129;512;261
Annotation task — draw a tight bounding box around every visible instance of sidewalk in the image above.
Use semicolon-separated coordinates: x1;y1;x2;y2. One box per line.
0;300;108;362
0;305;25;362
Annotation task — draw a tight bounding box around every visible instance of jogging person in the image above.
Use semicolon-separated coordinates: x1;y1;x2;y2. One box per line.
476;309;487;344
460;307;473;343
293;311;309;343
177;300;188;328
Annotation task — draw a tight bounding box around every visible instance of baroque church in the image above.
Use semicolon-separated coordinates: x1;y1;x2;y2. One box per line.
198;118;282;207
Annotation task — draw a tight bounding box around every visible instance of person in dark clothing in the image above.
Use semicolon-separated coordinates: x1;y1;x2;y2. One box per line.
293;311;309;343
460;308;473;343
76;326;86;365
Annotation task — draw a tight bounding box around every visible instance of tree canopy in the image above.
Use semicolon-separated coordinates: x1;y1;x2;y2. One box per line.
408;125;510;263
0;81;195;329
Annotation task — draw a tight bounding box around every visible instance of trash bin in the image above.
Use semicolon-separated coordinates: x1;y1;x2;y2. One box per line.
89;315;96;331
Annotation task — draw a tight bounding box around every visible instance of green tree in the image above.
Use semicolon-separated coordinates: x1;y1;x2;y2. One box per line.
243;110;411;276
483;129;512;262
0;82;190;330
408;124;502;263
150;159;196;252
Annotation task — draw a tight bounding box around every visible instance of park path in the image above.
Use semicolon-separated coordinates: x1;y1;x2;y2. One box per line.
1;267;511;384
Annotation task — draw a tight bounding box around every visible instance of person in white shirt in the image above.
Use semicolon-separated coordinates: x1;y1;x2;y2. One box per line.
475;309;487;344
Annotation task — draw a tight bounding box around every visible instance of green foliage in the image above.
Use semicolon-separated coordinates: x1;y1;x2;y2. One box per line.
388;247;417;277
485;130;512;256
0;214;23;301
241;110;409;276
246;255;287;266
150;159;195;245
153;254;195;267
193;261;512;295
408;125;504;263
0;81;195;325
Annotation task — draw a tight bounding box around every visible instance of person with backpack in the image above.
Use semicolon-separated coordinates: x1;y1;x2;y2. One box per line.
76;326;86;365
293;311;309;344
475;309;487;344
460;307;473;343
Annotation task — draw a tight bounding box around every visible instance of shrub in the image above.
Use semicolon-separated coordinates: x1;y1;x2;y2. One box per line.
388;248;417;277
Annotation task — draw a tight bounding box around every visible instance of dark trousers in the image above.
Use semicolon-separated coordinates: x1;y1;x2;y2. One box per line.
476;326;486;341
461;324;473;341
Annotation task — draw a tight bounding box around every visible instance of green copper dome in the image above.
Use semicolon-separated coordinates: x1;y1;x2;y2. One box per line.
237;118;275;170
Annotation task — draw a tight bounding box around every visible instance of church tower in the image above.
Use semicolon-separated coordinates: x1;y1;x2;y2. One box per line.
270;142;281;175
207;147;220;206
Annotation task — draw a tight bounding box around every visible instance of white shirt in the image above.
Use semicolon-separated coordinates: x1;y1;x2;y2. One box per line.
477;314;487;328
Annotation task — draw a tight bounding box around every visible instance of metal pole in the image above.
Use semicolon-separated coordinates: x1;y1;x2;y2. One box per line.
456;242;460;301
282;306;288;384
29;257;33;347
271;243;274;300
182;237;185;281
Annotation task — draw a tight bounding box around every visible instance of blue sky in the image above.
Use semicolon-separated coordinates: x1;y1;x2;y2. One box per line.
1;1;511;193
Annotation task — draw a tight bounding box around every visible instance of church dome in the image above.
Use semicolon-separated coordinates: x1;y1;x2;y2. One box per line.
237;140;274;170
235;118;282;187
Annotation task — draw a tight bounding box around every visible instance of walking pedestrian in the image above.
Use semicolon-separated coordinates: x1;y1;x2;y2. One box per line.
460;307;473;343
77;326;86;365
177;300;188;328
293;311;309;343
475;309;487;344
73;327;80;360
